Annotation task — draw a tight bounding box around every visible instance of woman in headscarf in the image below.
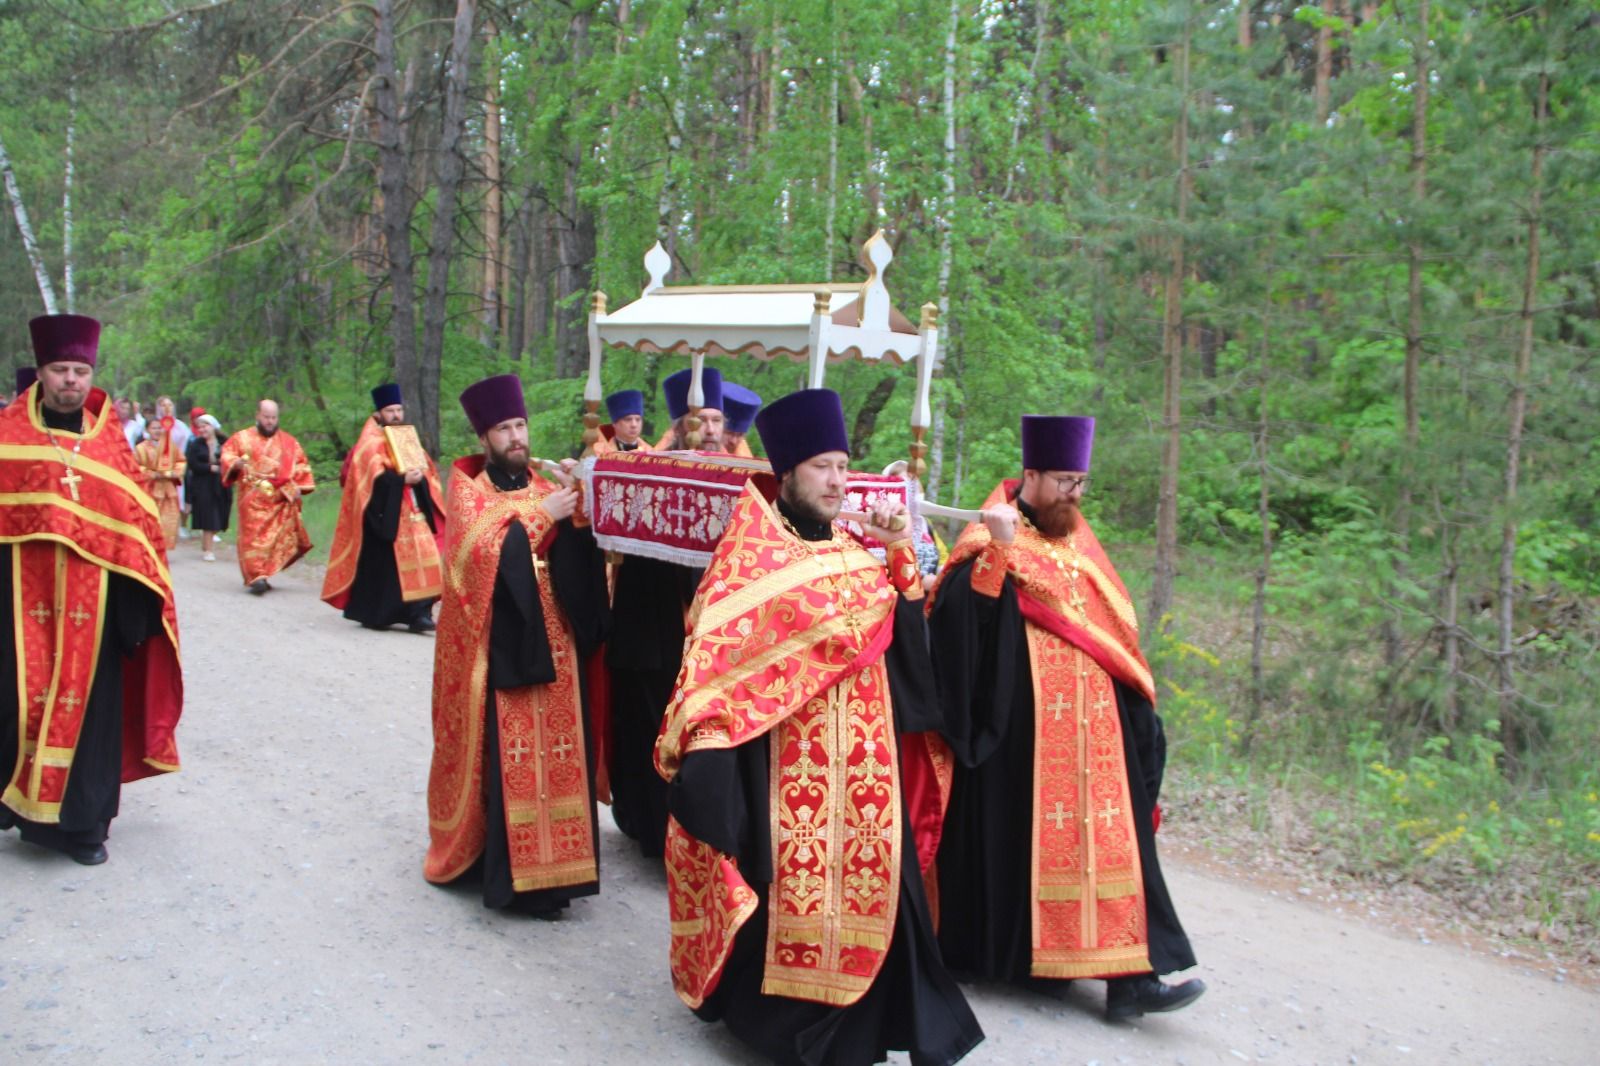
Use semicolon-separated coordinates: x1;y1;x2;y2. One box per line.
184;414;231;560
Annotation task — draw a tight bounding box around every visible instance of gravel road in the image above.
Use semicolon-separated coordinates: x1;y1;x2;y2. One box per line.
3;543;1595;1064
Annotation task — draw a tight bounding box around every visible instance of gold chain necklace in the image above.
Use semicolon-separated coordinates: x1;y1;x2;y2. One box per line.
1019;512;1088;619
46;427;87;502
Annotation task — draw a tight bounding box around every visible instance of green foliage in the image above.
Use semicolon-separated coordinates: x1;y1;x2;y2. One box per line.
2;0;1597;937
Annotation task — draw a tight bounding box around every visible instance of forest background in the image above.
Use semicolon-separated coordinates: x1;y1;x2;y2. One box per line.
2;0;1596;963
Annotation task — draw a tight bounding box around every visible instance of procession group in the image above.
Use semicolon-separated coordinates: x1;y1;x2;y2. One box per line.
2;313;1205;1066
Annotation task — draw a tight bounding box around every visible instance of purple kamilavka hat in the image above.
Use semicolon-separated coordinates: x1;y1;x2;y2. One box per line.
721;383;762;435
30;314;101;367
755;389;849;477
1021;415;1095;472
605;389;645;421
662;367;723;420
460;374;527;436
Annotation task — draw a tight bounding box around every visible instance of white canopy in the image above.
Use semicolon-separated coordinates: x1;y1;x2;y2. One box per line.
583;232;940;466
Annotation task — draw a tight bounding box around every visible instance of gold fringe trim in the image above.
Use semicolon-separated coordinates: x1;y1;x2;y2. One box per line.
1031;946;1152;979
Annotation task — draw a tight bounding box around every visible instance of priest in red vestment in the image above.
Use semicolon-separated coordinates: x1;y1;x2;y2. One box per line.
589;389;652;457
926;415;1204;1021
221;399;315;593
321;383;443;632
424;374;610;915
0;314;183;866
655;388;983;1066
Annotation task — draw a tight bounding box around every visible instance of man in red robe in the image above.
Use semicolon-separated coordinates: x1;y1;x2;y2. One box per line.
589;389;652;457
322;383;443;633
221;399;315;593
652;366;725;451
655;388;983;1066
927;414;1204;1021
424;374;610;915
0;314;183;866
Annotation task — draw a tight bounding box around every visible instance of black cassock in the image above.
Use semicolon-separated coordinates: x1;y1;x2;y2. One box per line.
342;469;439;629
927;547;1197;984
1;411;166;855
473;460;611;912
605;554;700;858
667;502;984;1066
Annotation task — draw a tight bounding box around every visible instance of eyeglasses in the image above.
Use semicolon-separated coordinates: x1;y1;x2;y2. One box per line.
1049;474;1091;494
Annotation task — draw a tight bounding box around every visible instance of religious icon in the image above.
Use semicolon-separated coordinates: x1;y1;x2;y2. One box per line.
383;424;429;474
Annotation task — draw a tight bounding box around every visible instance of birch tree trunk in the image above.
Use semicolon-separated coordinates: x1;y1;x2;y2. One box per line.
928;0;959;500
0;125;60;314
373;0;419;441
1148;18;1192;629
481;24;503;341
1002;0;1047;203
417;0;478;453
1496;69;1549;765
63;87;76;313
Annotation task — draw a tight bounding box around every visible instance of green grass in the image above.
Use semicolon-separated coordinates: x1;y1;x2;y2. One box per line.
299;487;342;567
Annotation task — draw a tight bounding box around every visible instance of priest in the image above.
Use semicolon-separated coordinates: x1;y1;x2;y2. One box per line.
591;389;650;456
605;366;726;856
0;314;183;866
654;366;725;451
656;388;983;1065
321;383;444;633
424;374;610;916
221;399;316;593
926;414;1204;1021
719;382;761;458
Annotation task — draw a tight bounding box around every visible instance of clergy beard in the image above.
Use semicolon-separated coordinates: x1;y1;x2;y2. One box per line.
1034;499;1083;539
487;439;529;474
256;423;278;437
780;480;841;526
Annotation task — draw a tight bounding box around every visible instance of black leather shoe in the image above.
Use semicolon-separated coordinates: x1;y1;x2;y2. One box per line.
248;579;269;595
69;843;109;866
1105;975;1205;1021
408;616;437;634
0;805;15;830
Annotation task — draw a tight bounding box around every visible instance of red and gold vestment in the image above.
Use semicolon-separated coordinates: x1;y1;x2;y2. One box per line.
936;479;1156;978
321;417;443;609
0;388;183;823
424;457;598;894
221;427;315;585
656;484;940;1009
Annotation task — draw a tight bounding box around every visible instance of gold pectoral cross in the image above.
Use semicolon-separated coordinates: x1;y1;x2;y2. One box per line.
60;469;83;502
